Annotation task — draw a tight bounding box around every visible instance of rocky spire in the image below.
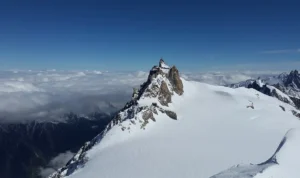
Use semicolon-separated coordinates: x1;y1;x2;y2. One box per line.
285;69;300;88
48;59;185;178
168;66;184;95
159;58;170;69
140;59;184;105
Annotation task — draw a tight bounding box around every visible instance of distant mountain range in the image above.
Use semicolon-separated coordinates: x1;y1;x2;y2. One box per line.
229;70;300;114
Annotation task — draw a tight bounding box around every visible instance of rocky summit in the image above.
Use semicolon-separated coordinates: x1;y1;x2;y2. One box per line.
47;60;300;178
49;59;183;178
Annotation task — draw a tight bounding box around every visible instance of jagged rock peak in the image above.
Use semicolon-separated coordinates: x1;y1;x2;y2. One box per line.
168;66;184;95
290;69;299;75
159;58;170;69
104;58;184;131
285;69;300;88
138;59;184;102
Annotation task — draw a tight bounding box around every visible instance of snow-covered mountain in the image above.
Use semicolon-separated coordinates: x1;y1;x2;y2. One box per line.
50;60;300;178
229;70;300;114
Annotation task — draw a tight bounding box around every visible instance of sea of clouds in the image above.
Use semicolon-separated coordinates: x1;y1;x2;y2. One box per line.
182;70;282;85
0;70;148;122
0;69;283;123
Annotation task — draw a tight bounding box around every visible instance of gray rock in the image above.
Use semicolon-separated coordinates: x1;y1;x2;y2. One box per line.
168;66;184;95
158;81;172;106
165;110;177;120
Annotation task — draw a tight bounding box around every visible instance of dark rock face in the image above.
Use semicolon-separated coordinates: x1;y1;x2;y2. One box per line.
290;97;300;109
292;110;300;119
285;70;300;88
248;81;271;96
165;110;177;120
0;112;112;178
279;105;286;111
142;109;155;122
247;81;263;92
158;81;172;106
271;89;290;104
247;81;292;105
168;66;184;95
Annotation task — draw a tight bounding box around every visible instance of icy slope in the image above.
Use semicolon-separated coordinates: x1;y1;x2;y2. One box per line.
50;60;300;178
255;129;300;178
211;129;300;178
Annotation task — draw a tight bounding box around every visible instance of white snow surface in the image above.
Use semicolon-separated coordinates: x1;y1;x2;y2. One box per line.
254;129;300;178
210;128;300;178
65;79;300;178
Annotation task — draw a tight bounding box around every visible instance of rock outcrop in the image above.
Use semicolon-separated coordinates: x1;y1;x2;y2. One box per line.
158;81;172;106
285;70;300;88
246;80;295;107
168;66;184;95
49;59;184;178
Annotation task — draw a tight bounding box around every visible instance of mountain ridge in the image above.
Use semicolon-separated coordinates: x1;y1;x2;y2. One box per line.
49;61;300;178
49;59;185;178
228;70;300;120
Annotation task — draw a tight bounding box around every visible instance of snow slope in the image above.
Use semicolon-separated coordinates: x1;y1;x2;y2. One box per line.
254;129;300;178
50;60;300;178
211;129;300;178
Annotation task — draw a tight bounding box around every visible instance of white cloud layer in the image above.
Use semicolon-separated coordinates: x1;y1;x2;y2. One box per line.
0;70;149;122
181;70;283;85
39;151;74;178
0;69;283;123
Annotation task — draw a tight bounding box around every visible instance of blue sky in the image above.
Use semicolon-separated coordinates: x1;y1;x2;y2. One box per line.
0;0;299;71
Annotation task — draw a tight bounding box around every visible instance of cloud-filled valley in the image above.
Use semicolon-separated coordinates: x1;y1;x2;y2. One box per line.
0;69;283;123
0;70;149;123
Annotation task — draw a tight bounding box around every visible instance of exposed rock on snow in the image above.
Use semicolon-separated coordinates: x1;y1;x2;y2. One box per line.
168;66;184;95
285;70;300;88
291;110;300;119
158;81;172;106
279;105;285;111
164;110;177;120
229;70;300;110
49;62;300;178
49;59;183;178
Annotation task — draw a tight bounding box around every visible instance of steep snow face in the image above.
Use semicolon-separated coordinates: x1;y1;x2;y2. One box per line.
211;129;300;178
50;62;300;178
254;129;300;178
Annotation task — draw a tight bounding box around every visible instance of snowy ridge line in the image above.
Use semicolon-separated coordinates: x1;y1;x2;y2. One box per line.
49;61;300;178
211;129;300;178
49;59;184;178
48;128;107;178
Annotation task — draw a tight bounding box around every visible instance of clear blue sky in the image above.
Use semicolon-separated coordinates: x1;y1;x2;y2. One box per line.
0;0;299;71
